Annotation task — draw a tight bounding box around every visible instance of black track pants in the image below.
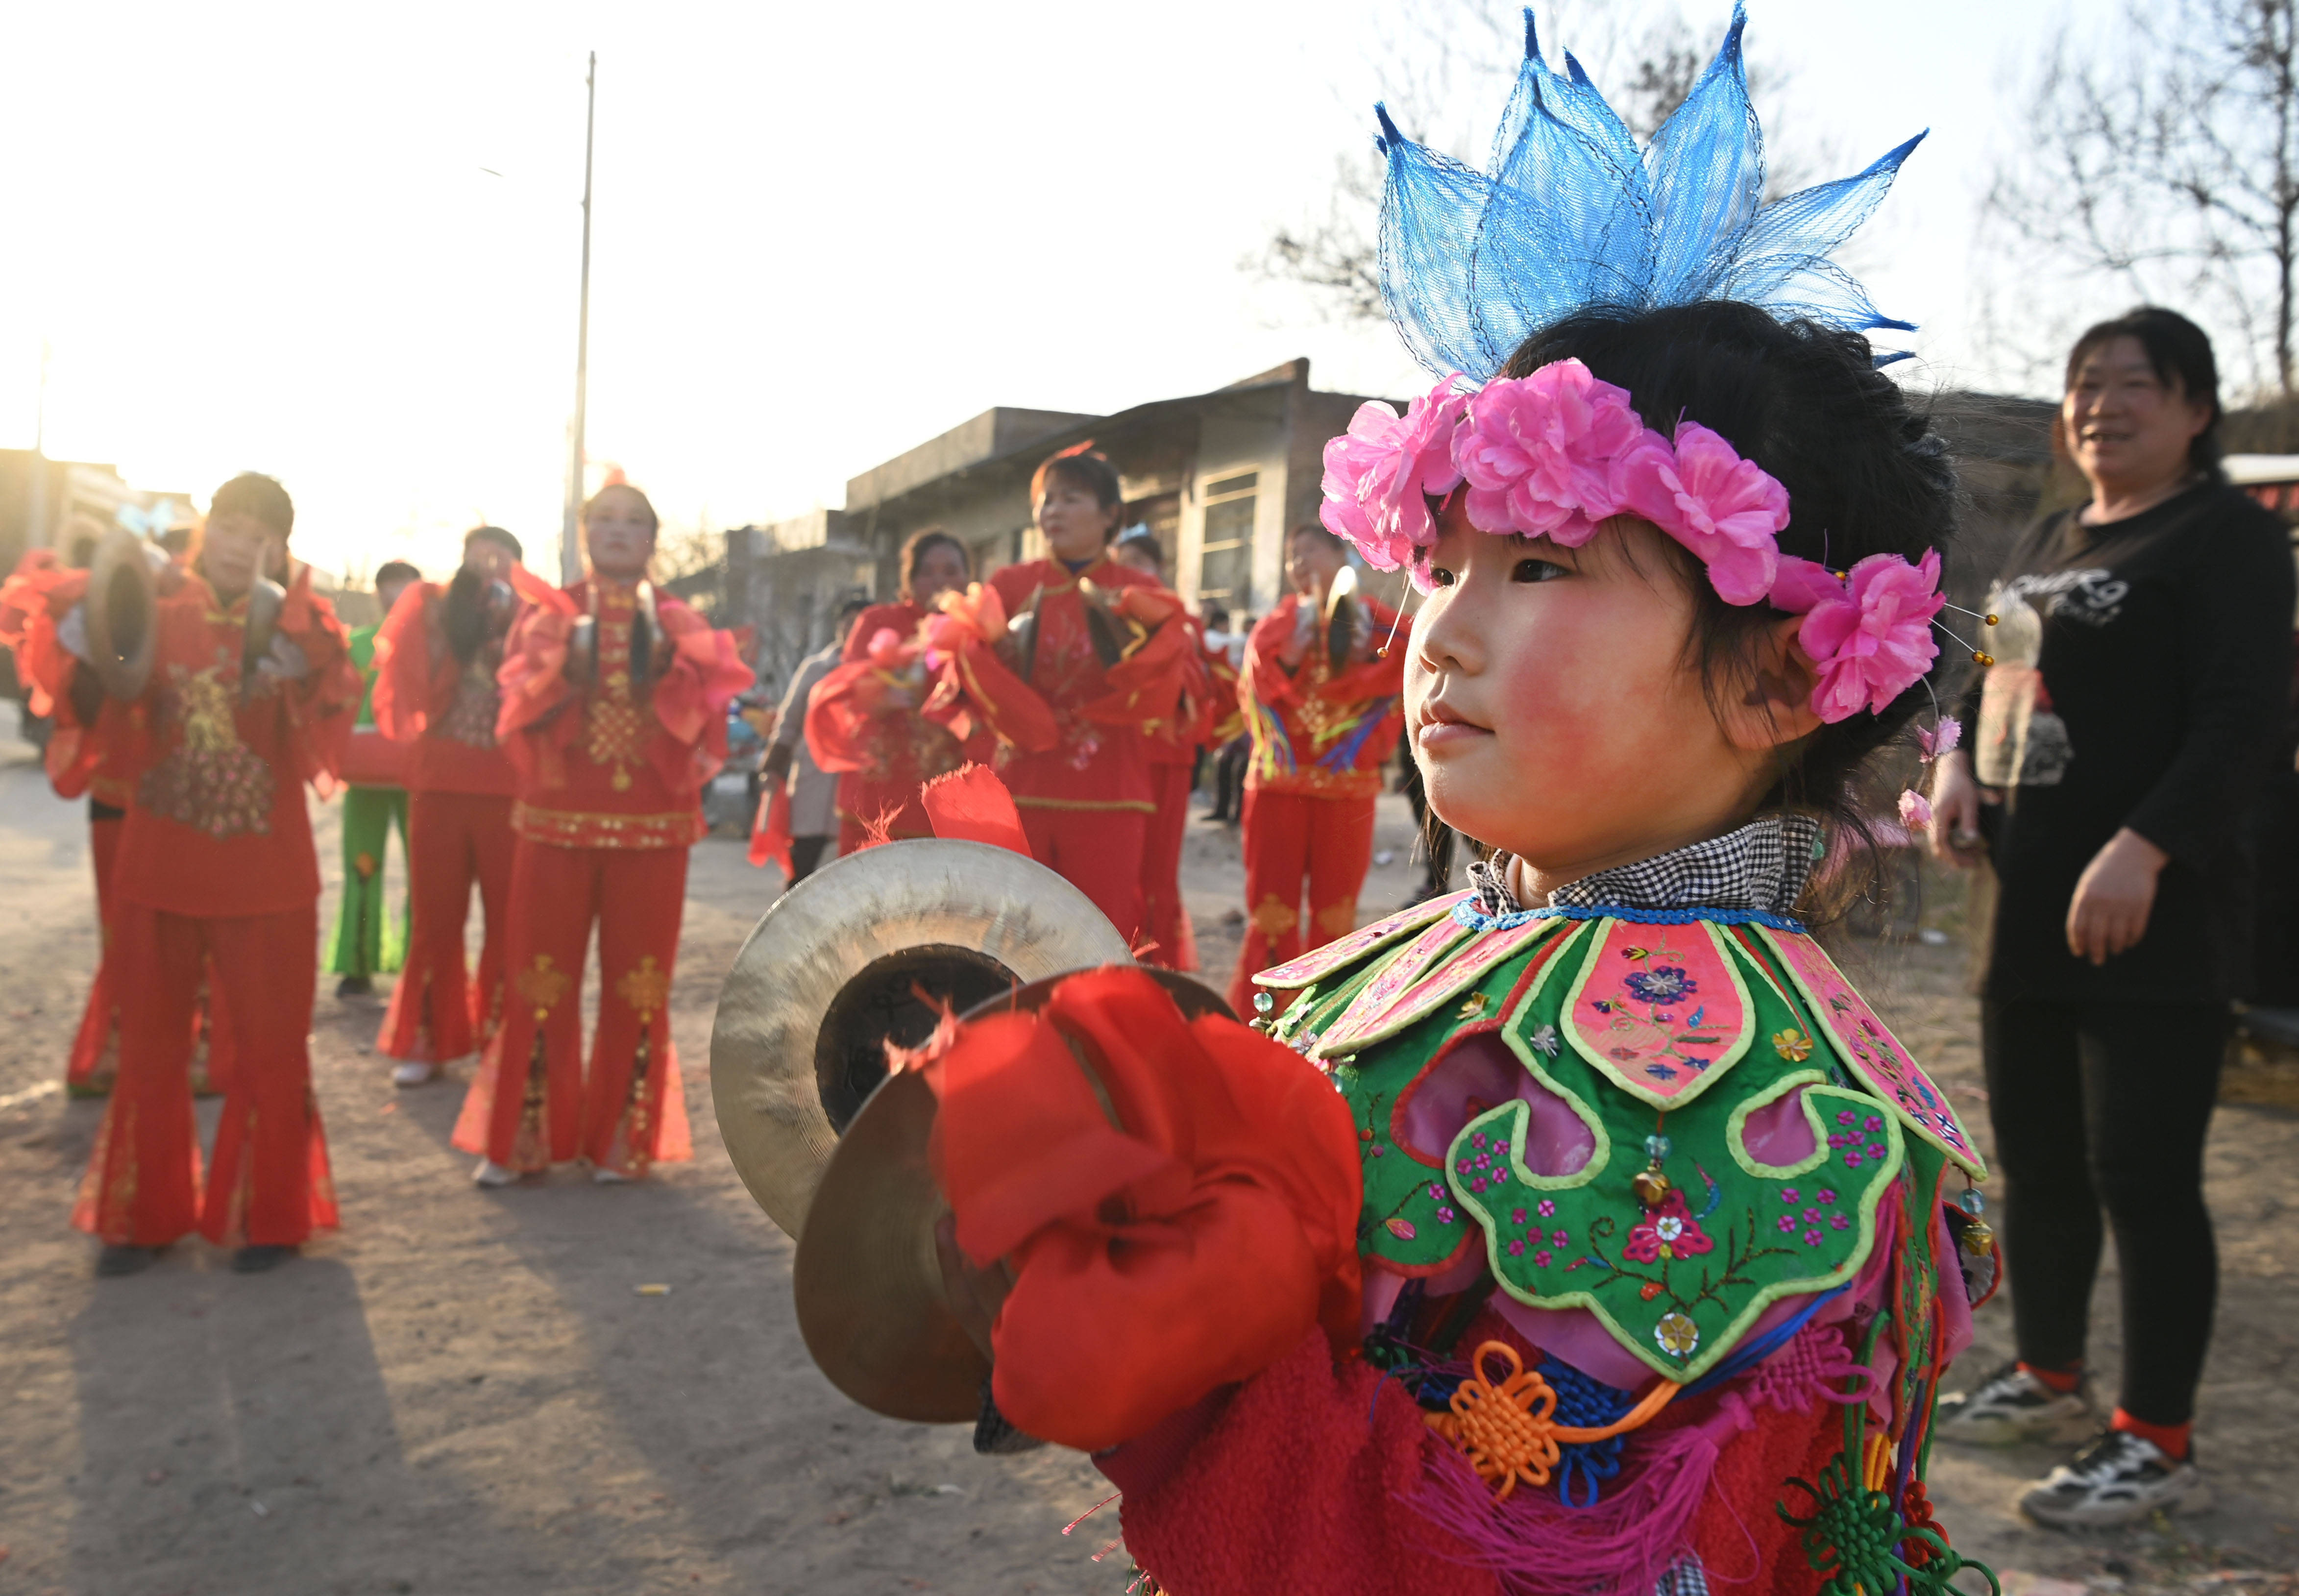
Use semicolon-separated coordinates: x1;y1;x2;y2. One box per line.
1981;997;2227;1425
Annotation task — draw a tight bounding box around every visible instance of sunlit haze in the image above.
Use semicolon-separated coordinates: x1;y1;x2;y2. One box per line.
2;0;2066;586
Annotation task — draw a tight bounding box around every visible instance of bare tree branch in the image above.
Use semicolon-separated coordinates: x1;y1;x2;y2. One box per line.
1980;0;2298;398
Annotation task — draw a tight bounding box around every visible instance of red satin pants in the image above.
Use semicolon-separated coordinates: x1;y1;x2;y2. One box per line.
1229;787;1377;1014
74;902;334;1247
1137;762;1196;970
1019;804;1149;947
452;838;693;1176
379;790;515;1063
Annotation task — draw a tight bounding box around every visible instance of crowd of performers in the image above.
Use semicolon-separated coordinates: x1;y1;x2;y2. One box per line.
770;444;1413;1007
0;444;1414;1274
0;476;750;1271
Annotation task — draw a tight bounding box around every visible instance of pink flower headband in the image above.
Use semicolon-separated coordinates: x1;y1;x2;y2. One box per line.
1319;360;1957;726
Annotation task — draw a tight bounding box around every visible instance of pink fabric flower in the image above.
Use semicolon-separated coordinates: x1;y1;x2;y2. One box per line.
1897;789;1932;828
1917;715;1962;760
1770;549;1945;721
1453;359;1647;546
1318;375;1469;578
1618;421;1791;605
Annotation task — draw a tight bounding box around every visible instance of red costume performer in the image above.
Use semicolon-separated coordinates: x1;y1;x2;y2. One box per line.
65;475;361;1271
808;600;985;850
2;550;240;1102
369;531;524;1077
1108;527;1213;971
1135;609;1214;971
804;533;992;852
1230;569;1404;1013
930;553;1191;943
454;485;750;1182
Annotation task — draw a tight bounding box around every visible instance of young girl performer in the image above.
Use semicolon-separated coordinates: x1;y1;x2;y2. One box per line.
924;446;1193;942
1230;521;1407;1011
803;528;985;851
369;527;526;1085
454;483;751;1185
912;15;1998;1592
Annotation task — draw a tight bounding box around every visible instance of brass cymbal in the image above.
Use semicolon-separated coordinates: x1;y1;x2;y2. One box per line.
792;965;1232;1427
708;838;1132;1240
83;527;157;702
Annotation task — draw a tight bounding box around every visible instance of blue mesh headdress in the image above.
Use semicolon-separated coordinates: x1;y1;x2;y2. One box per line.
1373;3;1923;382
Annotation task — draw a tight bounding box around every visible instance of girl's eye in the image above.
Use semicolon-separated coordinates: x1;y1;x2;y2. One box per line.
1428;566;1457;587
1512;558;1568;584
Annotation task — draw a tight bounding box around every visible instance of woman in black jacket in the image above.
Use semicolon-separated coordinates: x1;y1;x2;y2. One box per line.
1928;307;2294;1527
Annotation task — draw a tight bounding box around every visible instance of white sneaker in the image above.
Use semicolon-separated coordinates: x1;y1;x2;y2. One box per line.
1933;1361;2094;1447
2020;1429;2212;1528
391;1061;439;1087
472;1159;518;1188
592;1167;631;1184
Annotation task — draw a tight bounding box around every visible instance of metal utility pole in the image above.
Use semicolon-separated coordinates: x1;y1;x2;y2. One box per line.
26;339;50;548
560;51;597;585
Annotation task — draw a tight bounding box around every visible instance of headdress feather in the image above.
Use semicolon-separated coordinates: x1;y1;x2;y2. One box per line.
1374;2;1923;381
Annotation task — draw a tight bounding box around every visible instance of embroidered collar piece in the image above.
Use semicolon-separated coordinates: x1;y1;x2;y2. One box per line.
1467;813;1822;926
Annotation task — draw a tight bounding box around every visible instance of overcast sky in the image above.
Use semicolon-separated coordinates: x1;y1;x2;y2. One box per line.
2;0;2076;584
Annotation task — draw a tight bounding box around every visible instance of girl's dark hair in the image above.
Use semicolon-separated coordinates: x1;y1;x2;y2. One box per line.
1114;525;1164;577
2063;305;2224;477
583;482;660;534
899;527;969;599
1030;443;1125;530
209;471;294;539
1497;302;1957;871
374;559;422;589
465;524;523;561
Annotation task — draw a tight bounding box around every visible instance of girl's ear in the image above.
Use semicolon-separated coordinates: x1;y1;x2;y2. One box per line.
1720;613;1824;754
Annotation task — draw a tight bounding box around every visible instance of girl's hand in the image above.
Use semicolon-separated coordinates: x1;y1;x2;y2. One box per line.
2065;827;2169;965
1927;750;1992;867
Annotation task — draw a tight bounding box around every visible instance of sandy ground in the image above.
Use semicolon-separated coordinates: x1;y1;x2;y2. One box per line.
0;705;2293;1596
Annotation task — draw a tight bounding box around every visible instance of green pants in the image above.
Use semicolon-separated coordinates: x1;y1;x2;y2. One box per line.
326;784;410;978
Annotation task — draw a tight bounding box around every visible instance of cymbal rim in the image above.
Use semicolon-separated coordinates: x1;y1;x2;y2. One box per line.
789;961;1235;1427
708;838;1131;1240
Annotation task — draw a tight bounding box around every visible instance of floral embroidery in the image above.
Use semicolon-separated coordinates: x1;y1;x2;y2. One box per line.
1761;926;1983;1174
1654;1312;1700;1357
615;955;671;1020
138;664;274;840
1567;922;1743;1104
515;954;572;1021
1624;966;1695;1004
1620;1190;1715;1264
1773;1027;1813;1061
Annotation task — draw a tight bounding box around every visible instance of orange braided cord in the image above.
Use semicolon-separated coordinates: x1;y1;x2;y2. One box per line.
1424;1341;1683;1502
1862;1430;1893;1492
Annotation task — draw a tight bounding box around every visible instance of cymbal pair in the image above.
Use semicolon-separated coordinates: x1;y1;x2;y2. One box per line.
709;838;1228;1424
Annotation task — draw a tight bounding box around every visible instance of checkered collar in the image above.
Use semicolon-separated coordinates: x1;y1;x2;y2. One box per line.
1467;813;1824;920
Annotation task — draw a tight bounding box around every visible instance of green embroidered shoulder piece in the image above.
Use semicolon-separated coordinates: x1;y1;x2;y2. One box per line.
1267;908;1979;1383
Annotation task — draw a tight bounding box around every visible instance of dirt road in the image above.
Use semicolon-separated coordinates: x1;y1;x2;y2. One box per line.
0;707;2294;1596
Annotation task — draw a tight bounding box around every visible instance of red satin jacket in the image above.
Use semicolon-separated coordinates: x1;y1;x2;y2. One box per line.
107;568;362;917
494;575;753;850
370;579;519;797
